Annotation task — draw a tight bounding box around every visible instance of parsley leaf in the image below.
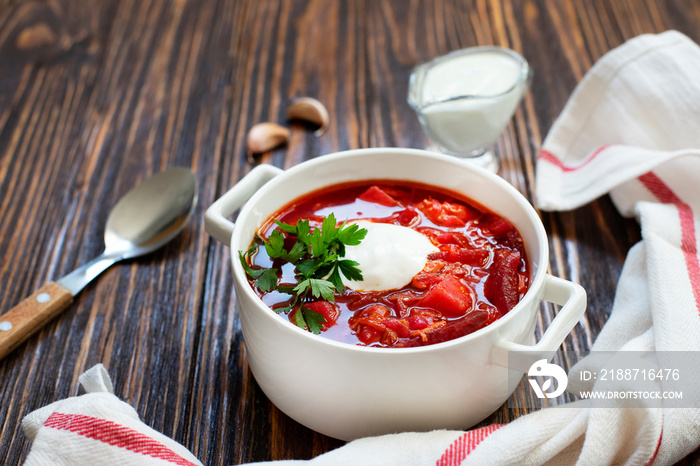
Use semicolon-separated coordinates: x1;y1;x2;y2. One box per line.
256;268;279;292
338;259;363;281
296;219;311;245
297;259;320;277
275;304;293;314
238;251;279;291
327;265;345;292
309;278;336;301
283;241;307;263
321;215;338;244
309;228;325;257
276;285;296;295
338;222;367;245
293;278;335;301
294;307;308;329
274;220;297;235
302;306;325;335
265;229;287;258
239;251;265;278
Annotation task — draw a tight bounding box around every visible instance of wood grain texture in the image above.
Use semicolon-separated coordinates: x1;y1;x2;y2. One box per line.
0;0;699;464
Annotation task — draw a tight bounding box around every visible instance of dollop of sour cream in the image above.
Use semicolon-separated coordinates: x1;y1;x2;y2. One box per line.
342;221;438;291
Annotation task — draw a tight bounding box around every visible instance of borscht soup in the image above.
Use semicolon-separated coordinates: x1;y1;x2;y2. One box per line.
239;180;529;348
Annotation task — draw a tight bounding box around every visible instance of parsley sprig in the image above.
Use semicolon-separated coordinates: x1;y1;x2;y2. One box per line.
239;213;367;334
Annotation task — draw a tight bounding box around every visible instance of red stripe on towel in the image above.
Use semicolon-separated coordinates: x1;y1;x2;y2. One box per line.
644;432;663;466
539;146;610;172
639;172;700;315
44;412;198;466
436;424;504;466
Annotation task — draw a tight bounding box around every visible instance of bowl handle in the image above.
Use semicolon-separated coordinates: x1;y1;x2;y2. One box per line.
205;164;284;245
491;274;586;372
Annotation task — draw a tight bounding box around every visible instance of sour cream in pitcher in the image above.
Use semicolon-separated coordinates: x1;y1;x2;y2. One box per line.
408;47;529;160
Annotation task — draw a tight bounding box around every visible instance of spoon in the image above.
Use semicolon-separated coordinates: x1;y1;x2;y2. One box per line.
0;167;198;360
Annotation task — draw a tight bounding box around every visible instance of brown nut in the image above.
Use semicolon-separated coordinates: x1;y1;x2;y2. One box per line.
287;97;329;136
246;122;290;155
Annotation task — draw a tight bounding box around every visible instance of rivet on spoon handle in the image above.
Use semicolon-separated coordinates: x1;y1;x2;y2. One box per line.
0;282;73;360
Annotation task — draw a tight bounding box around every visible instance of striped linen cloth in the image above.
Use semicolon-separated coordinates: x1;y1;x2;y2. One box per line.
22;364;202;466
22;30;700;466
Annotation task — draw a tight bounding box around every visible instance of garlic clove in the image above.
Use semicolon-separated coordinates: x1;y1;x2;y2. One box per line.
287;97;330;136
247;122;290;155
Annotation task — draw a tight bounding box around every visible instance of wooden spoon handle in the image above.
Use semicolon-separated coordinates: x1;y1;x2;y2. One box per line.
0;282;73;360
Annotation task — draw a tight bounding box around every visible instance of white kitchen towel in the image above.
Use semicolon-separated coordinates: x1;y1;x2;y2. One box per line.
21;364;203;466
536;30;700;215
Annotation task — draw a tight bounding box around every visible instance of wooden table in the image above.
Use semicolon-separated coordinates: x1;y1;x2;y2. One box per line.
1;0;698;464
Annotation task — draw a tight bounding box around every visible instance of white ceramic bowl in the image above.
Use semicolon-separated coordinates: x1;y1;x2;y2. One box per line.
205;148;586;441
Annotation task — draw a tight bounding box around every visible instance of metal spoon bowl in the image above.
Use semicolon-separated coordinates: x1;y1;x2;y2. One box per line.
0;167;198;359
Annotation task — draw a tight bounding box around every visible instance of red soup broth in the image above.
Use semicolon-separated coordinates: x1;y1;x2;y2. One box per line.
243;180;529;348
